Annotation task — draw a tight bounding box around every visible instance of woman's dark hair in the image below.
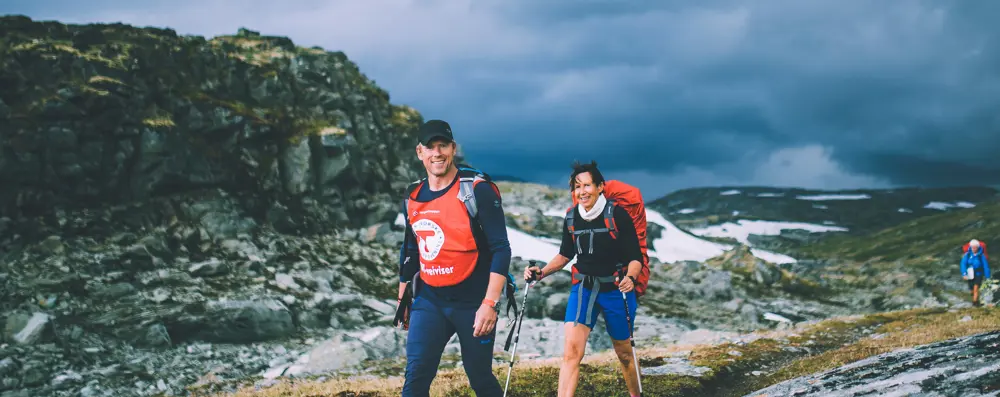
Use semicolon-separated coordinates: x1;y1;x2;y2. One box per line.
569;160;605;190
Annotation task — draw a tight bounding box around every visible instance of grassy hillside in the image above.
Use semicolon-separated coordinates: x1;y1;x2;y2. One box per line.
798;198;1000;262
771;197;1000;311
195;306;1000;397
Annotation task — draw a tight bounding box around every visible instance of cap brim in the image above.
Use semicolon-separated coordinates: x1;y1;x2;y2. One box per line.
420;134;453;145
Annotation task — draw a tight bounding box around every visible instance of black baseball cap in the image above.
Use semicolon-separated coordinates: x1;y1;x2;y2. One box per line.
418;119;454;146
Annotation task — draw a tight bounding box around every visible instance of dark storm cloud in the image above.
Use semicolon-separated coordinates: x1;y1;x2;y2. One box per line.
4;0;999;197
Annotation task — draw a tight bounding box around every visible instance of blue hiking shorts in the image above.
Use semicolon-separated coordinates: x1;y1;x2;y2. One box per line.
564;282;637;340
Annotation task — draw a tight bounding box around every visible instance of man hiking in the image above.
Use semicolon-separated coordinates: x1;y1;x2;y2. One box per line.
524;160;644;397
962;239;991;307
395;119;512;397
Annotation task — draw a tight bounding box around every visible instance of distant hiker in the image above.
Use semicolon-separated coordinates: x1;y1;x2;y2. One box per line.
524;160;644;397
394;120;513;397
961;239;991;307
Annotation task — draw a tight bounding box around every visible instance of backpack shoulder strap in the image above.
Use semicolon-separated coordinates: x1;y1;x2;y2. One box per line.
565;206;576;240
456;165;494;220
603;199;618;239
403;179;425;220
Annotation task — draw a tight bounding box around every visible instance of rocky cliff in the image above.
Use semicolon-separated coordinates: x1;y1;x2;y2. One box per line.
0;16;428;397
0;15;424;240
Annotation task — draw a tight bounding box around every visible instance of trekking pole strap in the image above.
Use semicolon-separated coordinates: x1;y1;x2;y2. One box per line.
504;281;533;351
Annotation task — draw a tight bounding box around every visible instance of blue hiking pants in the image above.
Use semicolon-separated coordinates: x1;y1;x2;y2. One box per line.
402;295;502;397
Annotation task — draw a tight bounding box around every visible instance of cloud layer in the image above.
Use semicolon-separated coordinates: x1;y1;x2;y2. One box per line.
4;0;1000;198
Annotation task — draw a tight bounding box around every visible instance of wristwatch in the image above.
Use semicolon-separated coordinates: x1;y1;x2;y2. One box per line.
482;298;498;312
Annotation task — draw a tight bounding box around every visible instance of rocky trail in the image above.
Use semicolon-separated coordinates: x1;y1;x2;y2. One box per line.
743;330;1000;396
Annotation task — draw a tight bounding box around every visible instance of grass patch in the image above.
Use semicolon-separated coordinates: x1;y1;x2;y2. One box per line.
142;116;175;128
87;75;125;86
198;306;1000;397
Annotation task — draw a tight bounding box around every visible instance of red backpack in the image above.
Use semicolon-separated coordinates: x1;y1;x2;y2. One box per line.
963;241;989;261
565;180;651;297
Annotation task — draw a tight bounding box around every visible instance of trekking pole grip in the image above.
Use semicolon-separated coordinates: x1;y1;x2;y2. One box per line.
527;260;543;282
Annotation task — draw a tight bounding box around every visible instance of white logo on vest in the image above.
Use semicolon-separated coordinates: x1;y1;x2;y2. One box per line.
413;218;445;261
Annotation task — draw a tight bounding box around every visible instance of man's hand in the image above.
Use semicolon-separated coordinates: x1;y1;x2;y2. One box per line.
473;303;498;337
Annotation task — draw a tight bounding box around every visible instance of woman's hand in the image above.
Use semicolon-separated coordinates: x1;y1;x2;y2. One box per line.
525;266;542;282
618;275;635;293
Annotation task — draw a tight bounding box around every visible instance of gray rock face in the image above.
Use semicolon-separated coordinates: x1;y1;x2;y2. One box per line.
186;299;295;343
0;16;424;236
743;331;1000;397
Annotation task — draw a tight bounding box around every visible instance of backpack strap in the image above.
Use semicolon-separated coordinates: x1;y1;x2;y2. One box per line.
454;165;520;321
403;179;425;237
565;206;576;238
457;174;480;220
603;200;618;239
455;165;499;223
565;201;618;255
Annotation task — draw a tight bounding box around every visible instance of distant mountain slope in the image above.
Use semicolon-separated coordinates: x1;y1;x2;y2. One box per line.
774;198;1000;311
649;186;999;235
799;198;1000;262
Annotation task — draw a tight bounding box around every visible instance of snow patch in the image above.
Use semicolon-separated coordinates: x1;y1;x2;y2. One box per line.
462;204;817;268
751;249;796;264
677;208;696;214
925;201;976;210
720;189;741;196
796;194;871;201
813;204;828;210
507;227;573;266
755;193;784;197
688;220;848;245
644;210;729;263
898;208;912;213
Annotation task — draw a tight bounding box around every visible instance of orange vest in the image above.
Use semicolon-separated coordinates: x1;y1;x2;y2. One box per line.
407;180;480;287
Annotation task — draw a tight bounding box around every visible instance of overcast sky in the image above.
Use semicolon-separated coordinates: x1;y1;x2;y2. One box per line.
4;0;1000;198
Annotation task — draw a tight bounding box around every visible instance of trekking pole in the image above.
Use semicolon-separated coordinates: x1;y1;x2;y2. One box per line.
617;264;642;395
503;261;539;397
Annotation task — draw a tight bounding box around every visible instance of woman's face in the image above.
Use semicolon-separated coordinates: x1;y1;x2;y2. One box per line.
574;172;603;209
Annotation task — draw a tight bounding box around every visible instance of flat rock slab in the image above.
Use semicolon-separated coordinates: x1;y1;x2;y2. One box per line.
743;330;1000;397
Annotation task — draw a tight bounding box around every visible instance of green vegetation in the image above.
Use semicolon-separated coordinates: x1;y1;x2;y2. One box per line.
798;199;1000;262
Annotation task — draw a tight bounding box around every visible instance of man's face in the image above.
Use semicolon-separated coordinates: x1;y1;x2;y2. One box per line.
417;138;456;177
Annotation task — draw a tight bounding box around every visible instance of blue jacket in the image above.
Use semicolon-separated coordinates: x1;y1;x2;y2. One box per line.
961;250;991;279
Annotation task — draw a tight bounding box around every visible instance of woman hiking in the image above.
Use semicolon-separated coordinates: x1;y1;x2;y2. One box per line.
962;239;991;307
524;160;643;397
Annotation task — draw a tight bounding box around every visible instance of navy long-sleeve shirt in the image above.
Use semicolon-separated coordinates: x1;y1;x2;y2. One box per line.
399;173;511;306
